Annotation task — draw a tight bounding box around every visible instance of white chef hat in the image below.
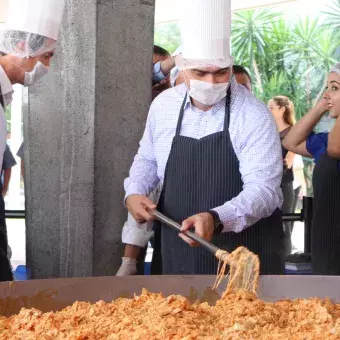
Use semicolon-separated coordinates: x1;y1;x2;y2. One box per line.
176;0;233;71
0;0;65;58
330;63;340;75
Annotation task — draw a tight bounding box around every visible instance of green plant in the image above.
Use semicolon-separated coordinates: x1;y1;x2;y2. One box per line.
154;22;180;54
231;9;281;93
322;0;340;31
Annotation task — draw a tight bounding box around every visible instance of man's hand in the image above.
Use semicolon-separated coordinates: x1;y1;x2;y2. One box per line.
180;213;214;247
126;195;156;223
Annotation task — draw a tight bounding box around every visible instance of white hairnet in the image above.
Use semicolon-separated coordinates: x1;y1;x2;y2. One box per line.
0;29;57;58
330;63;340;75
176;54;234;71
170;67;180;87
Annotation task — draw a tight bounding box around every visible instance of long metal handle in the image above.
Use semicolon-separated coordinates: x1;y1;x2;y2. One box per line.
151;210;221;255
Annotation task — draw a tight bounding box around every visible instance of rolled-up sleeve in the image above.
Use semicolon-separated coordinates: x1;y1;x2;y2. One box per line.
124;105;159;199
213;102;283;233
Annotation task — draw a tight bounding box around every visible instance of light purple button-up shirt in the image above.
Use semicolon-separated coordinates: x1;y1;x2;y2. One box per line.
124;77;283;233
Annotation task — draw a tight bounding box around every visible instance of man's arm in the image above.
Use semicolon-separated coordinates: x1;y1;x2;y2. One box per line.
152;57;176;83
328;113;340;158
282;99;328;157
213;102;283;233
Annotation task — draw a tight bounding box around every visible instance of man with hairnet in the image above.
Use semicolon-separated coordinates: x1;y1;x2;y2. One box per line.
0;0;65;281
124;0;285;275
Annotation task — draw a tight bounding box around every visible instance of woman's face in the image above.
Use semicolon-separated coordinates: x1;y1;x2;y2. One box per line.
324;72;340;118
268;99;285;121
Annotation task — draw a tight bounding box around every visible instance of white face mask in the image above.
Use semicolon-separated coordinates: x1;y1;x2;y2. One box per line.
188;79;229;106
24;61;49;87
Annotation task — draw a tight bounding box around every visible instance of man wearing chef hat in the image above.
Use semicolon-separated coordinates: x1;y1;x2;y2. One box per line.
124;0;285;275
0;0;65;281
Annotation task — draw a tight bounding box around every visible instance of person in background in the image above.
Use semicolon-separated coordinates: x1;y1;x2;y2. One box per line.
283;63;340;275
292;154;306;213
152;46;176;87
2;144;16;197
153;45;170;64
268;96;296;255
152;46;175;100
0;0;65;281
302;157;314;197
233;65;252;92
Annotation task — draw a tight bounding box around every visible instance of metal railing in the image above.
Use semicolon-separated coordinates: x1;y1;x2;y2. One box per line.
4;197;313;253
282;196;313;253
5;210;25;219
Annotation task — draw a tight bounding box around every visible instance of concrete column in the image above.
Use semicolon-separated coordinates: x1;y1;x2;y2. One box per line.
23;0;155;279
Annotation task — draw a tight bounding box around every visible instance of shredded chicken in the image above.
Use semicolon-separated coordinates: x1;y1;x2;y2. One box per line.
0;246;333;339
214;246;260;295
2;289;340;339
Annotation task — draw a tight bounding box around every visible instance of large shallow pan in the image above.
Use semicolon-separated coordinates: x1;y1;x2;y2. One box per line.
1;275;340;316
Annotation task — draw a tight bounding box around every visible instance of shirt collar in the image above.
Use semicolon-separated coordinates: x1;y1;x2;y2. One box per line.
0;65;13;96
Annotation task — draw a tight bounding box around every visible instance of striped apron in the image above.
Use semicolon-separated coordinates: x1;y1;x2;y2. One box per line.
153;89;285;275
0;85;13;281
312;153;340;275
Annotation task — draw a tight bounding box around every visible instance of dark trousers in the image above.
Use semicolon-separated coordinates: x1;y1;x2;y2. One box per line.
136;246;147;275
293;186;302;216
0;195;13;281
150;224;162;275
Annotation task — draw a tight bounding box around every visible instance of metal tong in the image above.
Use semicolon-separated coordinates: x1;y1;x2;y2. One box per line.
151;210;229;257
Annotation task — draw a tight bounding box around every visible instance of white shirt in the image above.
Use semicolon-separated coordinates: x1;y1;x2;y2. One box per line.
122;183;162;247
293;154;304;190
124;77;283;233
0;66;12;168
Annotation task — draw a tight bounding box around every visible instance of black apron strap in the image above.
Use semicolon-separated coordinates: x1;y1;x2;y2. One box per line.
0;83;12;281
312;153;340;275
224;88;231;131
175;93;188;136
176;88;231;137
0;84;4;110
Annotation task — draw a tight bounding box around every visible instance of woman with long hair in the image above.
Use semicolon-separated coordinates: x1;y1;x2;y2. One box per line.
268;96;296;255
283;63;340;275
